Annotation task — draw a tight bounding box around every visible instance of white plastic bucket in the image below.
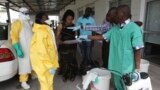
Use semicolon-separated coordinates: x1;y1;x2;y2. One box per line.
140;59;150;73
89;68;111;90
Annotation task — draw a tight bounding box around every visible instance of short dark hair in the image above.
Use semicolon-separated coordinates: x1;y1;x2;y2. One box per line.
117;5;131;19
106;7;117;23
35;12;47;24
62;9;75;22
83;7;93;18
108;7;117;14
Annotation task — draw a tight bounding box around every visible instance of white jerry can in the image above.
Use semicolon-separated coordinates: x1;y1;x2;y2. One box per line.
127;77;152;90
140;59;150;73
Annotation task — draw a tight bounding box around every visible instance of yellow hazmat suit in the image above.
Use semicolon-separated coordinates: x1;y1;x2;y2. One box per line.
30;23;59;90
10;19;32;86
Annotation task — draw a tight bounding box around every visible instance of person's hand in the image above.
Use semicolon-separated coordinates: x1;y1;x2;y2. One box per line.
76;38;82;44
76;26;81;31
49;68;56;75
58;40;64;45
17;49;24;58
135;69;140;72
13;43;24;58
135;64;140;72
78;35;88;40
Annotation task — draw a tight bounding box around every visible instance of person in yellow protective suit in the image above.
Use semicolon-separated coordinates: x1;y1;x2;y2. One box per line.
30;12;59;90
10;7;32;89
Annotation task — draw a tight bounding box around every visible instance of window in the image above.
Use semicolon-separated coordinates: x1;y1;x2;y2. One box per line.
144;0;160;45
0;24;8;40
0;5;8;23
49;15;59;29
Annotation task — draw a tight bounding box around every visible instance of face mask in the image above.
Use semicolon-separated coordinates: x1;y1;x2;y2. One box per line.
19;12;30;20
44;20;52;25
26;15;30;20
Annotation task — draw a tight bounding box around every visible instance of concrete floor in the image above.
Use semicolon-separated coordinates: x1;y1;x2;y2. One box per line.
0;62;160;90
0;42;160;90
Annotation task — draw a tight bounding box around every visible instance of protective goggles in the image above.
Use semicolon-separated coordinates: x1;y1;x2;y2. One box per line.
21;12;29;15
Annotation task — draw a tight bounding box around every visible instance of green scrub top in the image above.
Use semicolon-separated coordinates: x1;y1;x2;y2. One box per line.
103;22;144;74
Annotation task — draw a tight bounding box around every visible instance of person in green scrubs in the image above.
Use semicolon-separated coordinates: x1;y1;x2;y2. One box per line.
79;5;144;90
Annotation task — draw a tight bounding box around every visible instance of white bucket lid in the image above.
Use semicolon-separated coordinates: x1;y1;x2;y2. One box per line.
90;68;111;78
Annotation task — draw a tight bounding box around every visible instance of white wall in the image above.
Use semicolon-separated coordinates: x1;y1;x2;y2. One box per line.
131;0;156;29
131;0;148;29
94;0;109;24
131;0;142;21
59;0;109;24
59;0;151;25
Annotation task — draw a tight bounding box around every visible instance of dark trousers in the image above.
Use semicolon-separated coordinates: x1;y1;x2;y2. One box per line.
79;41;93;66
102;40;109;68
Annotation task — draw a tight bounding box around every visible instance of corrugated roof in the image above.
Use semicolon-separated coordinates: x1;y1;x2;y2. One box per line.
0;0;75;14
